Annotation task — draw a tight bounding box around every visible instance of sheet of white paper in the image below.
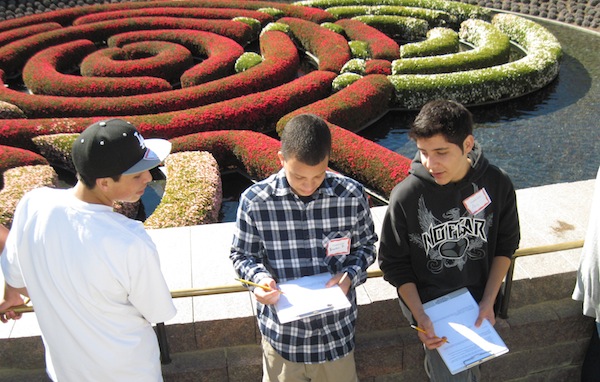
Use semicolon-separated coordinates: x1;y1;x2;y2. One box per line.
274;273;351;324
423;288;509;375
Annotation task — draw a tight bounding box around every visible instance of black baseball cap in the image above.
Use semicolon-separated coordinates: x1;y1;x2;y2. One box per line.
71;119;171;179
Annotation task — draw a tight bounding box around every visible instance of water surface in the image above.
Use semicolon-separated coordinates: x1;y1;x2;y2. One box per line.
361;19;600;190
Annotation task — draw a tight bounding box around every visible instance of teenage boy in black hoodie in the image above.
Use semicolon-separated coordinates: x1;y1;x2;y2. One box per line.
378;100;520;381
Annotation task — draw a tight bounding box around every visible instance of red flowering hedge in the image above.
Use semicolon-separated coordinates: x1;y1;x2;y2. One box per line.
170;130;281;181
0;145;48;175
334;19;400;61
278;17;350;72
365;59;392;75
0;22;62;46
276;74;393;134
23;40;173;97
107;30;245;88
0;70;337;151
0;17;254;76
0;1;333;33
329;123;411;197
71;7;274;26
79;40;194;82
0;29;300;118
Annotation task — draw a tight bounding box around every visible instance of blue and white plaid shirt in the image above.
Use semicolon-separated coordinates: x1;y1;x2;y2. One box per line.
230;169;377;363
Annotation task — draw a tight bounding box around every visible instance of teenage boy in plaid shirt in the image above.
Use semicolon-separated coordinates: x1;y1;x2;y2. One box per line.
230;114;377;382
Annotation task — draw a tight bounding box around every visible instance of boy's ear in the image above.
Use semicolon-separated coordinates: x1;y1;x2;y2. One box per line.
95;177;110;191
277;151;285;166
464;135;475;153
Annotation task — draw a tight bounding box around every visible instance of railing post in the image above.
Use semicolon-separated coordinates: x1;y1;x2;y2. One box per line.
156;322;171;364
500;258;516;319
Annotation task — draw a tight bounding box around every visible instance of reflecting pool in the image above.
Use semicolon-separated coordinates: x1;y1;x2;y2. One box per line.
361;17;600;190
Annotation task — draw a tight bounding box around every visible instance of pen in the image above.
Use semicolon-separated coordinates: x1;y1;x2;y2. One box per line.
235;278;284;294
410;325;450;343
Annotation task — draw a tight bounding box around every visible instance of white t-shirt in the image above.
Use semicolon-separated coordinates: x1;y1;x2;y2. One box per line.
573;166;600;323
2;187;176;381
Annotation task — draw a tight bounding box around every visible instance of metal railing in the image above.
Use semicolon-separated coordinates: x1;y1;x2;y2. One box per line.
498;239;584;318
4;240;585;364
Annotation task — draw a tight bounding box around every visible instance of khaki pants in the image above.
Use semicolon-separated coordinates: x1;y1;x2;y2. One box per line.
261;337;359;382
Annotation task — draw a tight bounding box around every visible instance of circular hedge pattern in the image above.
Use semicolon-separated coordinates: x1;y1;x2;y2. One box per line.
0;0;567;225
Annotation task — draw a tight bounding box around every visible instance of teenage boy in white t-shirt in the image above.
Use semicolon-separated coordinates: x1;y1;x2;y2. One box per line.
0;119;176;381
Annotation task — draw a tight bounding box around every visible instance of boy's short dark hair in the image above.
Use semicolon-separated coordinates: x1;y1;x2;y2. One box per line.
409;100;473;149
76;172;120;189
280;114;332;165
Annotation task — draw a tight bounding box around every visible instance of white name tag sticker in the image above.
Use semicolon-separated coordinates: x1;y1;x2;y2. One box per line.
326;237;351;257
463;188;491;215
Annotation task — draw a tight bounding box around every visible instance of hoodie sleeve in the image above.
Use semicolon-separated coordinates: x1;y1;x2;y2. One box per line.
377;186;418;289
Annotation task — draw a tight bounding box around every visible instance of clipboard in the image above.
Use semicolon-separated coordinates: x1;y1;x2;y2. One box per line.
423;288;509;375
273;273;351;323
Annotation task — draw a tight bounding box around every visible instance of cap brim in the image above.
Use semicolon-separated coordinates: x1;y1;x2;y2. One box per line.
122;138;172;175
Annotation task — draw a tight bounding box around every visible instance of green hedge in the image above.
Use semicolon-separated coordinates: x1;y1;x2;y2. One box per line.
387;13;562;109
400;27;458;58
294;0;491;26
392;18;510;74
325;5;452;27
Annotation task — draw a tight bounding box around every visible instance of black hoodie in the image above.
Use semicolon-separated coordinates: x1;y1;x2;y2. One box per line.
378;142;520;304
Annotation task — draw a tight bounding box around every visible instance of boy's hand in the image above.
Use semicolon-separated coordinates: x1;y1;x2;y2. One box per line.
326;272;351;295
0;283;28;323
475;301;496;327
252;278;281;305
416;315;448;350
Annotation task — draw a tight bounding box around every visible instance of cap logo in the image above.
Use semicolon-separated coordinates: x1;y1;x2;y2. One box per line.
133;131;147;150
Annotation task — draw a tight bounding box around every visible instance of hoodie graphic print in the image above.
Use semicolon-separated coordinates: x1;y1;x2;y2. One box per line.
413;192;490;275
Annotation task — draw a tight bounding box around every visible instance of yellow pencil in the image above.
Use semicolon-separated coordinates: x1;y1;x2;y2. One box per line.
410;325;450;343
235;278;284;294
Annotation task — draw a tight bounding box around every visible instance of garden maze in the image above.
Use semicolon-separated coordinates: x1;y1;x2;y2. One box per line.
0;0;562;227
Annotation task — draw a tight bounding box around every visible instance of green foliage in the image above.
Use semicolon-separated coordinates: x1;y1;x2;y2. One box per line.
233;17;262;37
332;72;363;92
260;22;291;36
144;151;222;228
234;52;263;73
257;7;285;19
32;133;77;172
320;21;345;34
348;40;370;58
400;27;458;58
341;58;367;74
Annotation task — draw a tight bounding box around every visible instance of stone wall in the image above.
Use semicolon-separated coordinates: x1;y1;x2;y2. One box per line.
1;269;594;381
